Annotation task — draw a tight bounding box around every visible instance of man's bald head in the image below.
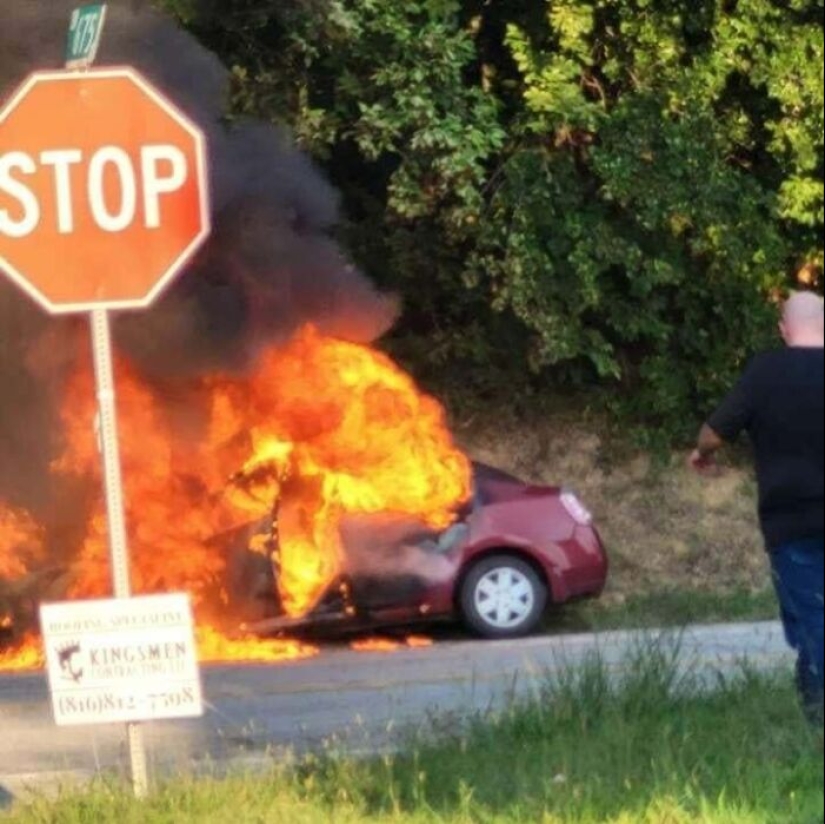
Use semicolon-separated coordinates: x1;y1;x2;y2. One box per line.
781;291;825;347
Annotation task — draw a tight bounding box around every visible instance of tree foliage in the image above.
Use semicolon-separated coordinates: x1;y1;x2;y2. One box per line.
159;0;824;441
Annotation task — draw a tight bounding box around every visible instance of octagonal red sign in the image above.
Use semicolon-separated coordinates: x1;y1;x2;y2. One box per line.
0;68;210;314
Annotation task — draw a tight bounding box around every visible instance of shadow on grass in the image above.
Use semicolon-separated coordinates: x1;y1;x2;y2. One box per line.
305;644;823;823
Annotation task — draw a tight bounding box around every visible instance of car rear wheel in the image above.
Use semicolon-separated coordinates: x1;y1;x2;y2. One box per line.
459;555;548;639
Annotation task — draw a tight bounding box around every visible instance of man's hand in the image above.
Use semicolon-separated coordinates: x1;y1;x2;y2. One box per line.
689;424;726;476
688;449;717;474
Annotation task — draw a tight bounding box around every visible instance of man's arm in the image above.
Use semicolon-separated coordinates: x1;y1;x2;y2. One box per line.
689;360;758;473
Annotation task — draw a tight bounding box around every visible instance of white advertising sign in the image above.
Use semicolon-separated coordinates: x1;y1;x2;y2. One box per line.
41;594;203;727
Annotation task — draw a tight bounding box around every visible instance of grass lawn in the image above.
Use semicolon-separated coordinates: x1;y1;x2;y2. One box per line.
4;653;822;824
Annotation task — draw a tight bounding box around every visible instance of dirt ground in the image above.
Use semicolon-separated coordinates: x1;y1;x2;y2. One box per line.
458;410;770;607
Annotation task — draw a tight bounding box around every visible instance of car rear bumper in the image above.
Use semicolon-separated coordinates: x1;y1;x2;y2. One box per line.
554;526;609;602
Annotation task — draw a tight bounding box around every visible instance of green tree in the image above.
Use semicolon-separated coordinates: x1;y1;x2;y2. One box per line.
469;0;824;435
159;0;824;441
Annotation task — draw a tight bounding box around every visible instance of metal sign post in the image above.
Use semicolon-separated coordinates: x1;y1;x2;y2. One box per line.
89;308;149;797
65;4;149;798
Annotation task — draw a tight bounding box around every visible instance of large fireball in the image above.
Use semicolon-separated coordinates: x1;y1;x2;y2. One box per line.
0;327;471;669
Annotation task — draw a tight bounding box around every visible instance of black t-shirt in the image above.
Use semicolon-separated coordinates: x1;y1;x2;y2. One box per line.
708;347;824;550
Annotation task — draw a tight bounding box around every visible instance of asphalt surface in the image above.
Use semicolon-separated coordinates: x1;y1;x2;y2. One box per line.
0;621;792;801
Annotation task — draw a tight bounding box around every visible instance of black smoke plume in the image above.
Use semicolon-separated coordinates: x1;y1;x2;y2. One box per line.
1;0;397;508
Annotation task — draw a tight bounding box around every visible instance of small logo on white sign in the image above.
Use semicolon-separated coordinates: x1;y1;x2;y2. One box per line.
57;641;85;683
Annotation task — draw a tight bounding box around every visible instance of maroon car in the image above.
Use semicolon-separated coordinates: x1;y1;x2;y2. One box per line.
233;464;608;640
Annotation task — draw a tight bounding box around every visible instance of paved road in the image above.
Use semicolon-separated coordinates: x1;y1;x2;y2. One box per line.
0;621;792;801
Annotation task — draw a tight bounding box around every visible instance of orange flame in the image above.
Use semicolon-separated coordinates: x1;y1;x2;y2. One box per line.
195;626;317;664
350;636;434;653
0;506;45;581
0;630;316;671
0;635;44;672
224;329;470;614
0;327;470;670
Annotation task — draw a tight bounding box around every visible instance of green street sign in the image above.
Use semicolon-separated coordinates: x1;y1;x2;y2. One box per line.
65;4;108;70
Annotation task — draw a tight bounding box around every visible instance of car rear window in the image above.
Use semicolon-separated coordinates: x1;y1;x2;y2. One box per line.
473;463;524;507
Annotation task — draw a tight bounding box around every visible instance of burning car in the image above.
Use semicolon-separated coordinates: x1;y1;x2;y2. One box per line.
1;333;606;665
230;463;608;640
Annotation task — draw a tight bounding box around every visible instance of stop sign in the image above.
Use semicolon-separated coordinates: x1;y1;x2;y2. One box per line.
0;68;210;314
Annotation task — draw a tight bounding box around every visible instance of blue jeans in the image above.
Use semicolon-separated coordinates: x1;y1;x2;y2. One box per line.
770;537;825;719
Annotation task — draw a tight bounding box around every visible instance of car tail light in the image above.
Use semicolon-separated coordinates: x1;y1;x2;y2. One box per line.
560;490;593;526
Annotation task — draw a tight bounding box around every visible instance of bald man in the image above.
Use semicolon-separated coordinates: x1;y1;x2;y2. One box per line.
691;291;824;721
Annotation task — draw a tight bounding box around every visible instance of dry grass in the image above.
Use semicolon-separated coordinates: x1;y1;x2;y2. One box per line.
457;409;770;607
